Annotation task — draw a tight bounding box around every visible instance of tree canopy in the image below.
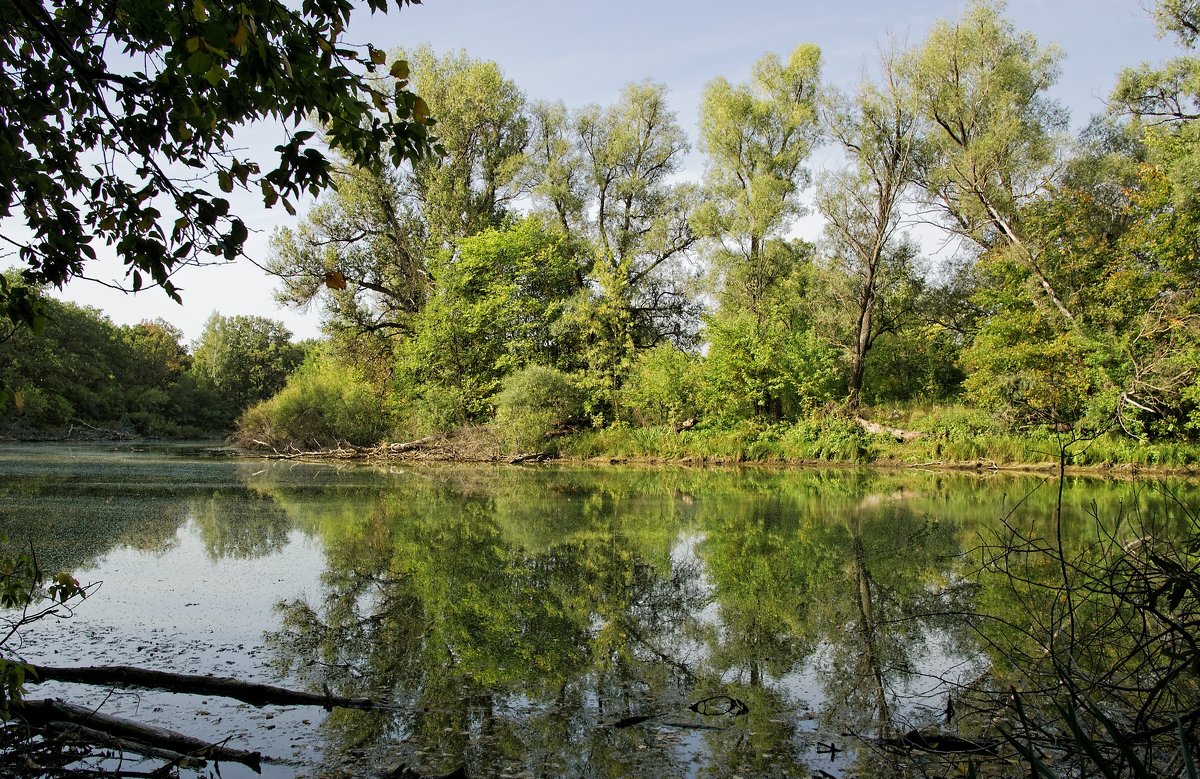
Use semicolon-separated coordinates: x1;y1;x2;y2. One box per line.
0;0;437;328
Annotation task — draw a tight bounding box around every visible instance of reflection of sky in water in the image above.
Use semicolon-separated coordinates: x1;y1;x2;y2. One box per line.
10;527;327;778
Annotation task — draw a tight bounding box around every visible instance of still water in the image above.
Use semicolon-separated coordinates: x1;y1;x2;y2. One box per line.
0;442;1195;777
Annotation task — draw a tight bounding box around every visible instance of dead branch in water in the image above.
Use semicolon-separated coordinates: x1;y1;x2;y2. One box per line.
15;698;263;772
27;663;381;710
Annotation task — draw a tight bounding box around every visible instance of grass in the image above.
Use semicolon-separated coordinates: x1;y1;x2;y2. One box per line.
556;402;1200;471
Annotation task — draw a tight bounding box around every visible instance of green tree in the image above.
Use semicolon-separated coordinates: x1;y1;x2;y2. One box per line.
700;239;839;422
0;277;222;434
1113;0;1200;207
818;50;924;407
695;44;823;324
527;83;700;418
0;0;435;327
904;0;1073;321
267;48;527;340
190;313;303;423
394;218;585;422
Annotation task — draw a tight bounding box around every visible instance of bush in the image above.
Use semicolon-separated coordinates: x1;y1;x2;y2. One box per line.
619;345;702;427
235;355;386;449
779;414;875;462
492;365;584;453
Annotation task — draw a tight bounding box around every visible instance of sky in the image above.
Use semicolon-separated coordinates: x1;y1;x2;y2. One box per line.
51;0;1184;344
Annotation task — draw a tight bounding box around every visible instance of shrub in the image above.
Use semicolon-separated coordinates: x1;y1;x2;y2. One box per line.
620;345;702;427
492;365;584;453
235;355;386;449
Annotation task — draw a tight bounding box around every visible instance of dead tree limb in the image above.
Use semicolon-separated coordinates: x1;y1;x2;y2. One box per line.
855;417;924;442
26;663;380;710
15;698;262;772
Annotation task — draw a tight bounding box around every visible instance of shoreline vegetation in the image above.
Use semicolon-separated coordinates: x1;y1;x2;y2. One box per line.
229;414;1200;476
7;1;1200;486
8;404;1200;475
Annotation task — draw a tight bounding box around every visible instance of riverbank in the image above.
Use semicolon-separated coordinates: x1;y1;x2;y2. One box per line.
227;420;1200;478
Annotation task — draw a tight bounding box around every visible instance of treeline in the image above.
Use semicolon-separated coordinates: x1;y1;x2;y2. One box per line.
234;0;1200;462
0;285;305;438
12;0;1198;462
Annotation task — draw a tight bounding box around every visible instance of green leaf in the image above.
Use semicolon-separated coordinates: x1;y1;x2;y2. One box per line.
389;59;409;79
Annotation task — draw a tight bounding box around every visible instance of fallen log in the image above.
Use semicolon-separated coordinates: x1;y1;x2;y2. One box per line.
16;698;263;772
27;663;380;710
855;416;924;442
387;432;450;453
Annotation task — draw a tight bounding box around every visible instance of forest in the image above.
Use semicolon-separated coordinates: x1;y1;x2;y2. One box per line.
4;0;1200;468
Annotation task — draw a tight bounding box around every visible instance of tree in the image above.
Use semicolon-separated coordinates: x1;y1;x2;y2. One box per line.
190;313;304;422
818;49;922;407
394;218;585;422
700;239;842;422
696;44;823;324
527;83;700;418
0;0;436;328
903;0;1072;321
267;48;527;340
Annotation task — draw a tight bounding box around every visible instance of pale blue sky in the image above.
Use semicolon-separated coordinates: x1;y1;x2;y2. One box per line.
57;0;1183;342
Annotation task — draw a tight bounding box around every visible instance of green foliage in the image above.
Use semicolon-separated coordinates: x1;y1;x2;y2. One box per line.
492;365;584;453
191;313;305;425
268;47;526;338
0;550;86;715
778;414;875;462
697;43;823;311
0;277;225;436
0;0;435;328
394;218;584;421
619;344;702;427
236;350;387;449
860;327;964;404
702;310;842;423
527;80;700;413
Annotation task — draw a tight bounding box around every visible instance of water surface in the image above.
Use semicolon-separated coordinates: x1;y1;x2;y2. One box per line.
0;443;1193;777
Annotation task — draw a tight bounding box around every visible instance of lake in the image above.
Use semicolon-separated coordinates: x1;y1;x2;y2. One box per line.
0;442;1195;777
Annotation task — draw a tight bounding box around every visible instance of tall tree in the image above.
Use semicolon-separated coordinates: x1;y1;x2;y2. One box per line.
267;49;528;339
0;0;435;327
696;44;823;323
528;83;700;416
190;313;303;421
818;51;922;407
903;0;1072;321
1113;0;1200;207
694;46;832;421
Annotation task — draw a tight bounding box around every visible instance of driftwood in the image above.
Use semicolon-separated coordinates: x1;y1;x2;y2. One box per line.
16;698;263;772
27;663;380;710
855;416;924;443
249;432;454;461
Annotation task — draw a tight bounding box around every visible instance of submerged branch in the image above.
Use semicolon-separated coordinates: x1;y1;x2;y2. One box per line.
26;663;382;710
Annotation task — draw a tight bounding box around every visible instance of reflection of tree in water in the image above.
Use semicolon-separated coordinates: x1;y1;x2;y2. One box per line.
692;482;979;777
189;490;292;560
264;476;719;777
255;466;1196;777
811;503;975;775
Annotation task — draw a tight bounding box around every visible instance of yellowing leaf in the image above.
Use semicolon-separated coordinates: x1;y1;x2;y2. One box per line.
389;59;409;80
325;270;347;290
231;21;248;50
413;96;430;124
